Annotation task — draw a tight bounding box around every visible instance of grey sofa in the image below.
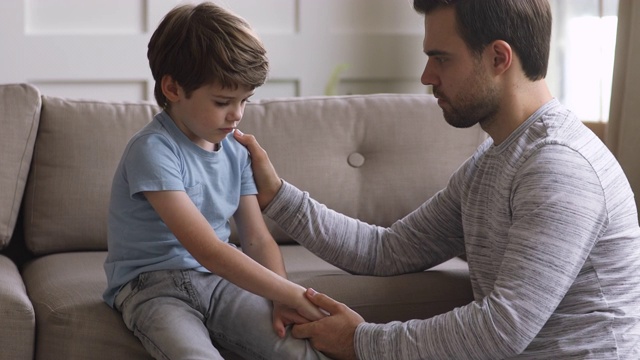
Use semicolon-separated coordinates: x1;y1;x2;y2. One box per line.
0;83;485;359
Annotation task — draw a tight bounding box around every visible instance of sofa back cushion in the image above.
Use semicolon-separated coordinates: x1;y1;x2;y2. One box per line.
23;93;484;254
23;97;159;255
0;84;41;249
232;94;486;243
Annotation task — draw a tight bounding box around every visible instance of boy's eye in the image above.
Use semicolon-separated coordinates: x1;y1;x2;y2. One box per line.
215;101;229;106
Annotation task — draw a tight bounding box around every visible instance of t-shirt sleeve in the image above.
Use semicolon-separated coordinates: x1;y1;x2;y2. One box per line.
122;133;185;198
239;149;258;196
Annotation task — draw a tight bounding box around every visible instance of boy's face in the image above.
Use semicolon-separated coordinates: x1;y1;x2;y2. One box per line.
167;81;254;151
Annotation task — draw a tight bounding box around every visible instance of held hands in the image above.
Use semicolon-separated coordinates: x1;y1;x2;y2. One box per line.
292;288;364;360
272;286;327;338
233;130;283;210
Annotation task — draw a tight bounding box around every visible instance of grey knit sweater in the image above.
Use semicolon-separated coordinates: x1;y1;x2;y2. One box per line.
266;99;640;359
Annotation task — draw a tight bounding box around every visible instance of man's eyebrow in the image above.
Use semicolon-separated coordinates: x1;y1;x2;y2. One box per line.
424;50;449;57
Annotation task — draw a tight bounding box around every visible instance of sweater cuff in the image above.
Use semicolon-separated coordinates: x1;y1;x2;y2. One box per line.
355;322;390;360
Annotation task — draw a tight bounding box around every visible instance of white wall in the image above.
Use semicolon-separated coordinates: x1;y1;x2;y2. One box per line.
0;0;427;102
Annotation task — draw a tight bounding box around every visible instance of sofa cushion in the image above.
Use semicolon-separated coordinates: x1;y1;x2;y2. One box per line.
281;245;473;323
23;97;160;255
0;255;35;360
236;94;486;244
21;252;152;359
0;83;40;248
21;247;471;360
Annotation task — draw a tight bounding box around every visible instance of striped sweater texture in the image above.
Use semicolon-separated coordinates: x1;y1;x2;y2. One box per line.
265;99;640;359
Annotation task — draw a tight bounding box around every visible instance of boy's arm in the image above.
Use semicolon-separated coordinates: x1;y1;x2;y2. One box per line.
233;195;286;278
234;195;312;335
143;190;323;321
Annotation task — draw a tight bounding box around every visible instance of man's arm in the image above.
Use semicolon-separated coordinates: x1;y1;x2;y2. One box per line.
234;129;465;275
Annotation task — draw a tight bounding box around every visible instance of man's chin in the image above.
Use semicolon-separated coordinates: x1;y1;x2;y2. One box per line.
443;113;478;129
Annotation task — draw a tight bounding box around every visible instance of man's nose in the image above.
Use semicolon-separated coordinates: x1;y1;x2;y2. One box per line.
421;60;438;87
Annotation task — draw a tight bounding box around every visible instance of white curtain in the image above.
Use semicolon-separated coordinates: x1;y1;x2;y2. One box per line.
607;0;640;219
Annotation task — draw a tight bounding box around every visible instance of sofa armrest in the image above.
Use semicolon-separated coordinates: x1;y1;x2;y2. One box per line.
0;255;35;360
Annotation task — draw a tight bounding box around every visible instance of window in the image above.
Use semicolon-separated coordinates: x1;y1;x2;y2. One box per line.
548;0;619;122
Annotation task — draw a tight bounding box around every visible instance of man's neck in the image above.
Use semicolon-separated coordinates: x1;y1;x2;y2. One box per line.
482;79;553;145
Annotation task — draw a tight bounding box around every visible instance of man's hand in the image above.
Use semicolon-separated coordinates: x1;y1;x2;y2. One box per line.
233;130;282;210
292;288;365;360
272;301;311;338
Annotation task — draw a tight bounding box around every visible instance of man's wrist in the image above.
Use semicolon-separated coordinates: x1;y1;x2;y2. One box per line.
258;177;283;210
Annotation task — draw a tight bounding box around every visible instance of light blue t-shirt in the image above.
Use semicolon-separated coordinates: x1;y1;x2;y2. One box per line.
103;111;257;307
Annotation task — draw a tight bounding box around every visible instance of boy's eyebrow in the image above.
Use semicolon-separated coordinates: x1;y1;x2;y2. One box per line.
213;92;255;99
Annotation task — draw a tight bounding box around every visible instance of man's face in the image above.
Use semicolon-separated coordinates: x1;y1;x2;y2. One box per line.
421;6;499;128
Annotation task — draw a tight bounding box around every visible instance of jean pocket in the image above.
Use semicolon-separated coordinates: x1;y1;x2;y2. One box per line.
115;273;145;312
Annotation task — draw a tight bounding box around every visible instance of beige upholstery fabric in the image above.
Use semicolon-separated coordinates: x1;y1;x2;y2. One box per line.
282;245;473;323
22;252;152;360
23;97;160;255
0;255;35;360
17;93;482;359
21;248;469;360
233;94;486;243
0;84;40;248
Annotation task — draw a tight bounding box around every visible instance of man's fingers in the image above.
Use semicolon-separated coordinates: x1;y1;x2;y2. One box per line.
291;322;313;339
305;288;342;315
233;130;265;157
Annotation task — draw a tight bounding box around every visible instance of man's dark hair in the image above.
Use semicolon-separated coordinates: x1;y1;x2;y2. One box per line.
413;0;551;80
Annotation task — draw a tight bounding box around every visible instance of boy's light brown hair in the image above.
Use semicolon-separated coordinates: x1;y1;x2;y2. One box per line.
148;2;269;108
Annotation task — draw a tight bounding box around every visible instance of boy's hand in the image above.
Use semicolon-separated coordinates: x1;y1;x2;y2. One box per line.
272;287;327;338
233;130;282;210
272;302;310;338
292;288;363;360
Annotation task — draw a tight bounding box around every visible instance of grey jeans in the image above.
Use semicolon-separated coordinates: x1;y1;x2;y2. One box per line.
115;269;329;360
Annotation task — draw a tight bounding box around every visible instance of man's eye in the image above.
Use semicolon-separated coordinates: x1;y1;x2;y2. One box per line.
215;101;229;106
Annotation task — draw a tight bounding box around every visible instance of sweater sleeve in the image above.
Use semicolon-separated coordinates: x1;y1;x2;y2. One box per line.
353;145;609;359
269;142;609;359
264;179;466;276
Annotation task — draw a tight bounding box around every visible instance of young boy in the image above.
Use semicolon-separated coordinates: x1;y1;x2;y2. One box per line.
103;3;328;359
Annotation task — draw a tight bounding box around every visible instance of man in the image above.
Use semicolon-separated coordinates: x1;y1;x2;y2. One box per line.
234;0;640;358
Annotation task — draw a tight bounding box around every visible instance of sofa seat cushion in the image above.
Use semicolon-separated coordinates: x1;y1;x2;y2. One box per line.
280;245;473;323
0;83;40;248
21;247;471;359
21;252;152;360
0;255;35;360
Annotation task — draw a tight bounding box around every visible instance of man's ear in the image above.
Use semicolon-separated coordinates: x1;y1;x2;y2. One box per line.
488;40;512;75
161;75;181;103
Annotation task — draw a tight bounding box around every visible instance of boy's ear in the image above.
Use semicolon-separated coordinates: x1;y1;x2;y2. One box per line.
488;40;512;75
161;75;181;102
